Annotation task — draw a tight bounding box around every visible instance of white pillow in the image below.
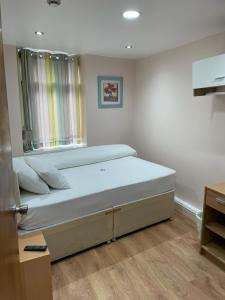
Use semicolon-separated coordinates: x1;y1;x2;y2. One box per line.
13;158;50;194
31;144;137;170
25;157;71;189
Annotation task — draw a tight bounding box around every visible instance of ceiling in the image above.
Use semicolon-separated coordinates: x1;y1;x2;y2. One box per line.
1;0;225;59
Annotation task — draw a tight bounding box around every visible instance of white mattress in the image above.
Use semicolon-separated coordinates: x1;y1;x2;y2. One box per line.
19;157;176;231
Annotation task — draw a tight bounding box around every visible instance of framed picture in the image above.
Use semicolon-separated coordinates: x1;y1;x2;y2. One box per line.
98;76;123;108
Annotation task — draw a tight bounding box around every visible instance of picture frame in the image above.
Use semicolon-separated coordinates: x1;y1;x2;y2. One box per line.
98;76;123;108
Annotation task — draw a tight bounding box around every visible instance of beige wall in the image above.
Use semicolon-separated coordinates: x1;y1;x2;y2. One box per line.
134;32;225;210
81;55;135;146
3;49;135;156
3;44;23;156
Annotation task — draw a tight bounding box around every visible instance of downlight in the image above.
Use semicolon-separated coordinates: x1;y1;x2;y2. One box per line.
123;10;140;20
35;31;44;36
47;0;62;7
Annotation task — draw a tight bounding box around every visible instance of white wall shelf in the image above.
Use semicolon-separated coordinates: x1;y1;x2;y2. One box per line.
193;53;225;96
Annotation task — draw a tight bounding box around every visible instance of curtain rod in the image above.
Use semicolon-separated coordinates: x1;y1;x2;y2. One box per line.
17;47;78;57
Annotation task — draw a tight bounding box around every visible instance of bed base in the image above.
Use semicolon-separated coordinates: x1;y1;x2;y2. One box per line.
36;190;174;261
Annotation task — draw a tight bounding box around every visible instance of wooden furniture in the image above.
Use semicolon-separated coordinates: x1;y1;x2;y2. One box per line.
43;191;174;261
18;232;53;300
201;182;225;270
193;85;225;97
0;5;23;299
192;53;225;96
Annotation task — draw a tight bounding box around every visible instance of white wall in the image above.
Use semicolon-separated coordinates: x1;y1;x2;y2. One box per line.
3;44;23;156
81;55;135;146
134;32;225;210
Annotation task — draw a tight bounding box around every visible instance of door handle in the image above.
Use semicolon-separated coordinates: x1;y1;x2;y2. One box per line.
215;76;225;80
12;204;28;215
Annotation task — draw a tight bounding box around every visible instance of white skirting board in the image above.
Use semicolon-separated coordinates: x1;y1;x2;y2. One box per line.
174;196;201;222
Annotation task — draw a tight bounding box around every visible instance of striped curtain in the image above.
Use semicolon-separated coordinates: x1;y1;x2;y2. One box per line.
18;48;84;151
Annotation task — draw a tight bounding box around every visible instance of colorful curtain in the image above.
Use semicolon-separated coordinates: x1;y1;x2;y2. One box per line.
18;48;84;151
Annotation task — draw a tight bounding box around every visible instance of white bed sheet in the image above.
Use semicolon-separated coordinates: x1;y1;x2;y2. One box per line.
19;157;176;231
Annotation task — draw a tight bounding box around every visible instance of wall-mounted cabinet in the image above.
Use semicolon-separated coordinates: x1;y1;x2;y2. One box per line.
193;53;225;96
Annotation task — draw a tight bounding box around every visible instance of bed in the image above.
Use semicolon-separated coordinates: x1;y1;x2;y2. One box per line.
15;145;176;261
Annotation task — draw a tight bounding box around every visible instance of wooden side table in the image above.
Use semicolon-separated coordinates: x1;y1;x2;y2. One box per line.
201;183;225;271
18;232;53;300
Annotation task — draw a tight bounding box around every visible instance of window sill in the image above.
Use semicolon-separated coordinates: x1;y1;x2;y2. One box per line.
24;143;87;156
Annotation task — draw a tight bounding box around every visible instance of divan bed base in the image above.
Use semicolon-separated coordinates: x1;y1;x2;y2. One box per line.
113;190;174;239
24;191;175;262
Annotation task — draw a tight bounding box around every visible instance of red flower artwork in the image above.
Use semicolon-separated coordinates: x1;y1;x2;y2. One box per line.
103;82;118;102
104;83;117;94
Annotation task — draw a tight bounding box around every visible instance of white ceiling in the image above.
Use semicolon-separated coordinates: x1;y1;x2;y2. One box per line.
1;0;225;59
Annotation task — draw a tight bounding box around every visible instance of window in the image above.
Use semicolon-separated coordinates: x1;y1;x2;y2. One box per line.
18;48;84;152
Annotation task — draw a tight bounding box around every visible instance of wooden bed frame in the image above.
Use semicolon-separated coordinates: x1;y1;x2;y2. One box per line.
39;190;175;261
14;171;174;262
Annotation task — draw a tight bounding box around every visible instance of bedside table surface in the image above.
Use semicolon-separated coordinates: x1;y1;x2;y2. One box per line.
18;232;49;263
206;182;225;196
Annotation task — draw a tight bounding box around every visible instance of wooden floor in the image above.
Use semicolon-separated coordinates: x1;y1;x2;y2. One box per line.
52;212;225;300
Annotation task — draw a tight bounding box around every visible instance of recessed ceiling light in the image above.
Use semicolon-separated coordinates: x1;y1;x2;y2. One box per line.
123;10;140;20
47;0;61;7
35;31;44;36
125;45;133;49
